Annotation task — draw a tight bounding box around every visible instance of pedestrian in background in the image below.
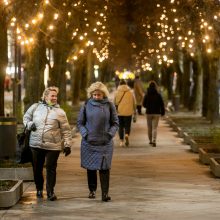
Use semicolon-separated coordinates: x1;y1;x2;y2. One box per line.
77;82;119;202
143;81;165;147
114;79;136;147
23;86;73;201
133;74;144;115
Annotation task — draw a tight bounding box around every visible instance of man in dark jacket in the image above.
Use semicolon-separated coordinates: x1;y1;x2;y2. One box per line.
143;81;165;147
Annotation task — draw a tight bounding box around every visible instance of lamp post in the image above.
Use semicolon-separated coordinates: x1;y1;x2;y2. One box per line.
12;25;18;117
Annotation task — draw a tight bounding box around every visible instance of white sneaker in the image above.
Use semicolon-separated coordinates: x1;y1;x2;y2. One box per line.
119;141;124;147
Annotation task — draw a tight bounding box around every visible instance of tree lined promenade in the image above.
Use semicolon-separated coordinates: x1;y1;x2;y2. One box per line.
1;113;220;219
1;1;220;123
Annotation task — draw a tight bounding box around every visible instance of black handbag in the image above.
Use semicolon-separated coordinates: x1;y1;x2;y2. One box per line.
16;126;32;164
16;103;39;163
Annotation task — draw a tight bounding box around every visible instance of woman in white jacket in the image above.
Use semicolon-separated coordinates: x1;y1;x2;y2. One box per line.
114;79;136;147
23;86;73;201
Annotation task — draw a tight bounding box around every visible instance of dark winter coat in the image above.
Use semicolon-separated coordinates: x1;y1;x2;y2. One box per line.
143;88;165;116
77;98;119;170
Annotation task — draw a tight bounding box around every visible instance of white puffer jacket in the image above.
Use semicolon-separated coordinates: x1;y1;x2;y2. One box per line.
23;102;73;151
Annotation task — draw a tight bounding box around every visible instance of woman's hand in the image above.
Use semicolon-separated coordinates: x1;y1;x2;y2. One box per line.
63;147;71;156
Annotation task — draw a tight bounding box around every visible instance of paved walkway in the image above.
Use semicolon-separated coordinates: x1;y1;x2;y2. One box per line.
1;114;220;220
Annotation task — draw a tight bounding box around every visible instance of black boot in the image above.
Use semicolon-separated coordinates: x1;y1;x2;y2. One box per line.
87;170;97;199
47;192;57;201
100;169;111;202
102;193;111;202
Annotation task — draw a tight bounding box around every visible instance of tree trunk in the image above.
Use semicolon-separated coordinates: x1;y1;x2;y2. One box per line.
86;48;93;87
182;53;191;108
50;47;67;105
0;9;8;116
202;54;209;117
49;23;71;104
80;57;88;100
193;49;203;113
24;32;46;111
71;58;83;105
207;56;219;123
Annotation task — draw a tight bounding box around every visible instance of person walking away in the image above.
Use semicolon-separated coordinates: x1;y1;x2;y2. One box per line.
77;82;119;202
23;86;73;201
114;79;136;147
133;74;144;115
143;81;165;147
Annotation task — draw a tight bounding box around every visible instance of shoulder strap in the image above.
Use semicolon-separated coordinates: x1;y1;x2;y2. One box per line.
117;91;126;106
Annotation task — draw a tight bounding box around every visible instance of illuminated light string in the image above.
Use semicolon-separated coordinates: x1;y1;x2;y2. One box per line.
138;0;220;70
65;6;110;62
6;0;110;62
68;6;110;62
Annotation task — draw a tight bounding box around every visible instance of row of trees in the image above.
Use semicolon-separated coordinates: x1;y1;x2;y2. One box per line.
1;0;220;123
129;0;220;122
0;0;115;117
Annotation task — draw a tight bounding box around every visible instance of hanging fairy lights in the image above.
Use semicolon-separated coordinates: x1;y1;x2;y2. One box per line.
136;0;220;72
6;0;111;64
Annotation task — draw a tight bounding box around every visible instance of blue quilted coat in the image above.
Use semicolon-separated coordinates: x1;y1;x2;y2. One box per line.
77;98;119;170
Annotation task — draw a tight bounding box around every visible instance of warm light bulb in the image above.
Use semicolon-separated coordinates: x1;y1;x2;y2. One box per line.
32;19;37;24
49;25;54;30
38;13;44;19
4;0;9;5
54;13;59;20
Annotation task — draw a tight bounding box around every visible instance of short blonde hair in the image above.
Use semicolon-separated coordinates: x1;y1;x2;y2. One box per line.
87;81;109;98
42;86;59;100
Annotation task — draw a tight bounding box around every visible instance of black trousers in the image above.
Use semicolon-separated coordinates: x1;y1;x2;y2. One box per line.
31;148;60;195
118;115;132;140
87;169;110;195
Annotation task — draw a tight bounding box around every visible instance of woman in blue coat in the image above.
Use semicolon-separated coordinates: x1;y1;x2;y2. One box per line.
77;82;119;202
